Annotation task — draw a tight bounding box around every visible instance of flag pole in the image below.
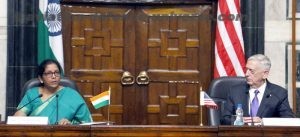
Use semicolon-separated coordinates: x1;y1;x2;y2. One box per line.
107;86;111;125
200;106;203;126
107;105;110;125
200;86;203;126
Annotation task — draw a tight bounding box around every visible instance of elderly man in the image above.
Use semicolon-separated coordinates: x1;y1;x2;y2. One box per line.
221;54;294;125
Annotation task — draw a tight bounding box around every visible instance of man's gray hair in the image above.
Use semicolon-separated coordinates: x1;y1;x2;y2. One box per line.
247;54;271;71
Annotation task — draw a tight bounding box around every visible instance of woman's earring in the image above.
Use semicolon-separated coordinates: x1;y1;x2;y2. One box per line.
40;81;44;84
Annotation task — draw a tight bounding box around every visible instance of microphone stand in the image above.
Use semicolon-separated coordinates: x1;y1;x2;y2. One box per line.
55;94;59;125
250;103;254;126
17;94;43;111
247;91;255;126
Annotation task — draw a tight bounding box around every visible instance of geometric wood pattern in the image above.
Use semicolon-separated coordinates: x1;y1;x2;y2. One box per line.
62;2;217;125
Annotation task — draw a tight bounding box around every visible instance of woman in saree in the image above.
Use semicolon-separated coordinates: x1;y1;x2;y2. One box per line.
14;59;93;125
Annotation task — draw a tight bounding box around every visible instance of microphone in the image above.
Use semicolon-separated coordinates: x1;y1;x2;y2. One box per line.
249;102;255;126
55;94;59;125
246;91;255;126
17;94;43;111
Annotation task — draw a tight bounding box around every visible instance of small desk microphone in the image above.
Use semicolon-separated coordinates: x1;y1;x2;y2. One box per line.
17;94;43;111
246;91;255;126
55;94;59;125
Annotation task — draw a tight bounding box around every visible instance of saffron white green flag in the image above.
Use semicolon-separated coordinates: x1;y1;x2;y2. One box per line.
90;87;111;109
38;0;64;71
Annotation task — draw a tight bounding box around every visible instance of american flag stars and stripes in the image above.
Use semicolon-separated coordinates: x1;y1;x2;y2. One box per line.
214;0;246;78
200;91;218;109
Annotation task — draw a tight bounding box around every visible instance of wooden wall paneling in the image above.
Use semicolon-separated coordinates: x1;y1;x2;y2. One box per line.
62;1;217;125
136;5;214;125
62;5;135;124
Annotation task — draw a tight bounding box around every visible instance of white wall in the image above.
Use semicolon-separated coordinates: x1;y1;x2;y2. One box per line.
0;0;7;120
265;0;300;107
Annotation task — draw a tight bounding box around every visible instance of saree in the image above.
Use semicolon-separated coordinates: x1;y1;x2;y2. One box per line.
17;87;93;125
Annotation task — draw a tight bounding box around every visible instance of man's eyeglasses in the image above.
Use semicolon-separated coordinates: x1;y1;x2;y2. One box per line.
43;71;61;78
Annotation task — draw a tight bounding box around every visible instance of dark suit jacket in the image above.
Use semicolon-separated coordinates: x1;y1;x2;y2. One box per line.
221;80;294;125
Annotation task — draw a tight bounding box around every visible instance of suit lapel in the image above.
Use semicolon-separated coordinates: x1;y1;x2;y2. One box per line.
257;82;272;117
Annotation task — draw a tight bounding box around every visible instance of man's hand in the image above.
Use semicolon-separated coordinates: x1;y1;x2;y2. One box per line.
243;117;261;123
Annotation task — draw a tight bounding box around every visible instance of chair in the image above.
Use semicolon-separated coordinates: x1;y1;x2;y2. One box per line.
207;76;246;126
21;77;79;97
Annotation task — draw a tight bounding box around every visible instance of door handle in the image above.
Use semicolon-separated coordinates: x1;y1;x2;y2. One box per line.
121;71;135;85
136;71;149;85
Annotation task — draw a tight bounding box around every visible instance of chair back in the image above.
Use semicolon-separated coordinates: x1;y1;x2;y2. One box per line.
207;76;246;126
22;77;79;96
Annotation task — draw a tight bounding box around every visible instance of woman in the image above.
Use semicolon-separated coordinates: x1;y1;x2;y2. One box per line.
14;59;93;125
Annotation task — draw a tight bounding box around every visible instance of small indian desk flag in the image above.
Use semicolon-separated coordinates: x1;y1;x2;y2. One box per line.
90;87;111;109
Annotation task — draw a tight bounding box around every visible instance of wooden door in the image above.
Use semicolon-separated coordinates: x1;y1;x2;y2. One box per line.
135;6;214;125
62;5;136;124
62;3;215;125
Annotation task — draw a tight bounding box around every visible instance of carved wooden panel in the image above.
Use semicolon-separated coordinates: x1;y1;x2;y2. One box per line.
62;3;215;125
62;5;135;123
136;6;213;125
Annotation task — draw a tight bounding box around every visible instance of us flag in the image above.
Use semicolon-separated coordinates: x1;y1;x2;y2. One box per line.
200;91;218;109
214;0;246;78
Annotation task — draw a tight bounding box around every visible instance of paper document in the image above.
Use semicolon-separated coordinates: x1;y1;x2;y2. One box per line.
80;121;111;125
7;116;48;125
262;118;300;126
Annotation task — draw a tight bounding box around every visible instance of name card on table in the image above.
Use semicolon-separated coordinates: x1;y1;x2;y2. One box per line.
7;116;48;125
262;118;300;126
80;121;115;125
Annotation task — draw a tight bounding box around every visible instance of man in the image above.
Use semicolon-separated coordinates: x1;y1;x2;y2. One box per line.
221;54;294;125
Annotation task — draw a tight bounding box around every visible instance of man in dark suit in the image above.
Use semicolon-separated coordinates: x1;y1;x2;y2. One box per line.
221;54;294;125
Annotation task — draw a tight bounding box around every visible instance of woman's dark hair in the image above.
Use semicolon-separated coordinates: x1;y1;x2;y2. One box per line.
37;59;62;77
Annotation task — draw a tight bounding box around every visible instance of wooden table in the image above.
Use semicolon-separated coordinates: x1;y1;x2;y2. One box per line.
1;124;300;137
219;125;300;137
91;125;218;137
0;125;91;137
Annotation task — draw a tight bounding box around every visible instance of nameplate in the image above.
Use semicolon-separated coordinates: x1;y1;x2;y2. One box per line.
80;121;115;125
7;116;48;125
262;118;300;126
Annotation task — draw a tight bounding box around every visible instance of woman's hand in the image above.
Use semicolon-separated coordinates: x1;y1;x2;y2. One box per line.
13;110;27;116
58;118;71;125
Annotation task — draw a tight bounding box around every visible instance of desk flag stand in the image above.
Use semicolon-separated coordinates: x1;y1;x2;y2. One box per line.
90;86;113;125
107;104;110;125
106;86;111;125
199;86;203;126
199;85;218;126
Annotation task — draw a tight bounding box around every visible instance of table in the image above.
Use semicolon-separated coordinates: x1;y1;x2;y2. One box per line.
1;124;300;137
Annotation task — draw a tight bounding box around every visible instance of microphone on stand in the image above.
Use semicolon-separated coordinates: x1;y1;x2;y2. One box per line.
250;102;254;126
246;91;255;126
16;94;43;111
55;94;59;125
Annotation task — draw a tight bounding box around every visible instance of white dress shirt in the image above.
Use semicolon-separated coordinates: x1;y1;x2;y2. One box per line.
248;82;267;115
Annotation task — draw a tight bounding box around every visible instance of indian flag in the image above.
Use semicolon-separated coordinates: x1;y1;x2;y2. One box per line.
38;0;64;71
90;88;111;109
